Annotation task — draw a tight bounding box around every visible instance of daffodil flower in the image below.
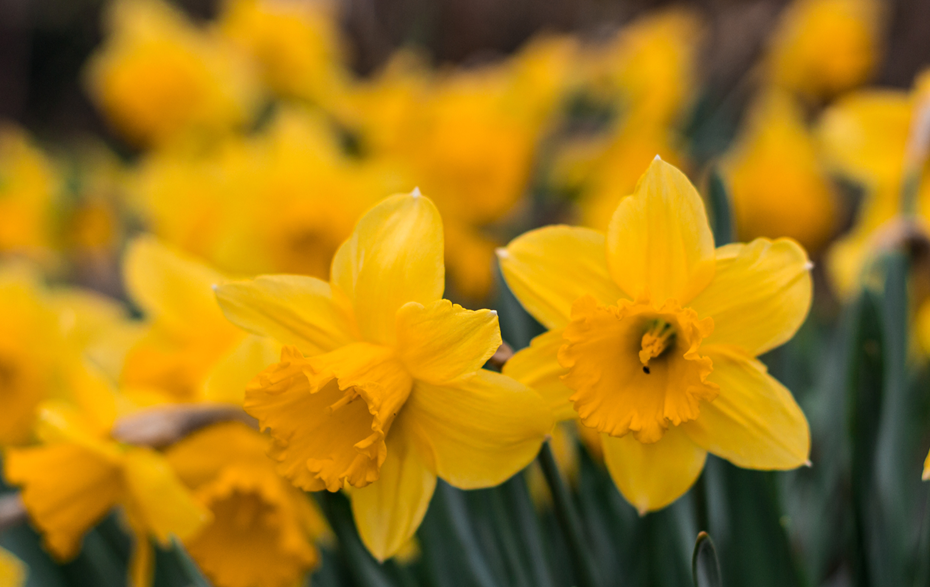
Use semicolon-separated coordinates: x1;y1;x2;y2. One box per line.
166;422;329;587
215;190;553;560
500;158;812;514
4;365;209;587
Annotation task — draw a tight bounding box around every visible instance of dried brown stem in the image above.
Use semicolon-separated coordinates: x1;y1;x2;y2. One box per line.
111;403;258;448
0;493;27;533
487;342;514;370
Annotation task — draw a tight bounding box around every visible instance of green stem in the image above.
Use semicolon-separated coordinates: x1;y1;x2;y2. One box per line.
537;441;601;587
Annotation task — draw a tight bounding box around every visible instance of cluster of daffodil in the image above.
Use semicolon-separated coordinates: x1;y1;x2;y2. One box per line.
2;0;930;585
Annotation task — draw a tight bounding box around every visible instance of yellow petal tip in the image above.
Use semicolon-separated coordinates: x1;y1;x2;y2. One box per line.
804;261;814;271
411;186;421;198
495;247;510;259
923;469;930;481
804;460;813;468
653;153;662;161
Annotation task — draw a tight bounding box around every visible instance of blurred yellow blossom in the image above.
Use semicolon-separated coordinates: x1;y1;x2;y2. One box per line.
0;127;57;260
220;0;347;103
501;159;811;513
129;108;399;281
167;422;328;587
0;268;69;446
767;0;881;99
85;0;259;146
4;368;209;586
581;9;702;128
216;190;552;559
818;76;930;298
118;237;279;408
0;547;26;587
722;91;837;253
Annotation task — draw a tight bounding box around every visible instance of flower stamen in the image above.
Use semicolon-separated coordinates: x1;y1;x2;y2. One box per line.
639;319;676;371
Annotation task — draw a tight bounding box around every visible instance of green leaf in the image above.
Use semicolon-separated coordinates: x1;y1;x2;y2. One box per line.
169;538;210;587
706;168;734;248
692;532;722;587
316;491;396;587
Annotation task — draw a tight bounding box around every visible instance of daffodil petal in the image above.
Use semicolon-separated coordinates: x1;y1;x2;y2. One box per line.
502;329;576;421
122;448;211;545
124;236;232;335
404;370;553;490
499;225;624;329
690;238;812;355
331;192;445;344
395;299;501;385
202;335;281;404
4;443;123;560
606;158;715;304
601;426;706;514
350;414;437;562
215;275;356;355
681;347;810;469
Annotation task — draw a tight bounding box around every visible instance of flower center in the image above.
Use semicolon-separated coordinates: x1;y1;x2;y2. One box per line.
558;295;719;443
639;319;676;372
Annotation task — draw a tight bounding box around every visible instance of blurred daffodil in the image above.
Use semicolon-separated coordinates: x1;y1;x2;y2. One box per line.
818;74;930;298
722;91;837;253
85;0;259;146
0;547;26;587
767;0;881;99
581;9;702;128
215;190;553;559
166;422;328;587
500;158;811;513
4;368;209;586
0;268;70;445
220;0;347;104
0;127;57;260
129;108;398;282
119;237;279;408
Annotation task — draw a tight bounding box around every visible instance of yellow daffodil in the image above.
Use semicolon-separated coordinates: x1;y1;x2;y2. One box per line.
0;268;69;446
817;73;930;298
166;422;328;587
767;0;880;99
215;190;553;560
219;0;347;103
129;109;399;282
4;367;209;586
581;9;702;128
0;127;57;260
0;547;26;587
500;158;812;513
722;91;837;253
120;236;277;405
211;108;402;280
85;0;259;146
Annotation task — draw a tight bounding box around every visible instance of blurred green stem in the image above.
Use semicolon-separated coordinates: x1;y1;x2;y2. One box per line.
537;441;601;587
